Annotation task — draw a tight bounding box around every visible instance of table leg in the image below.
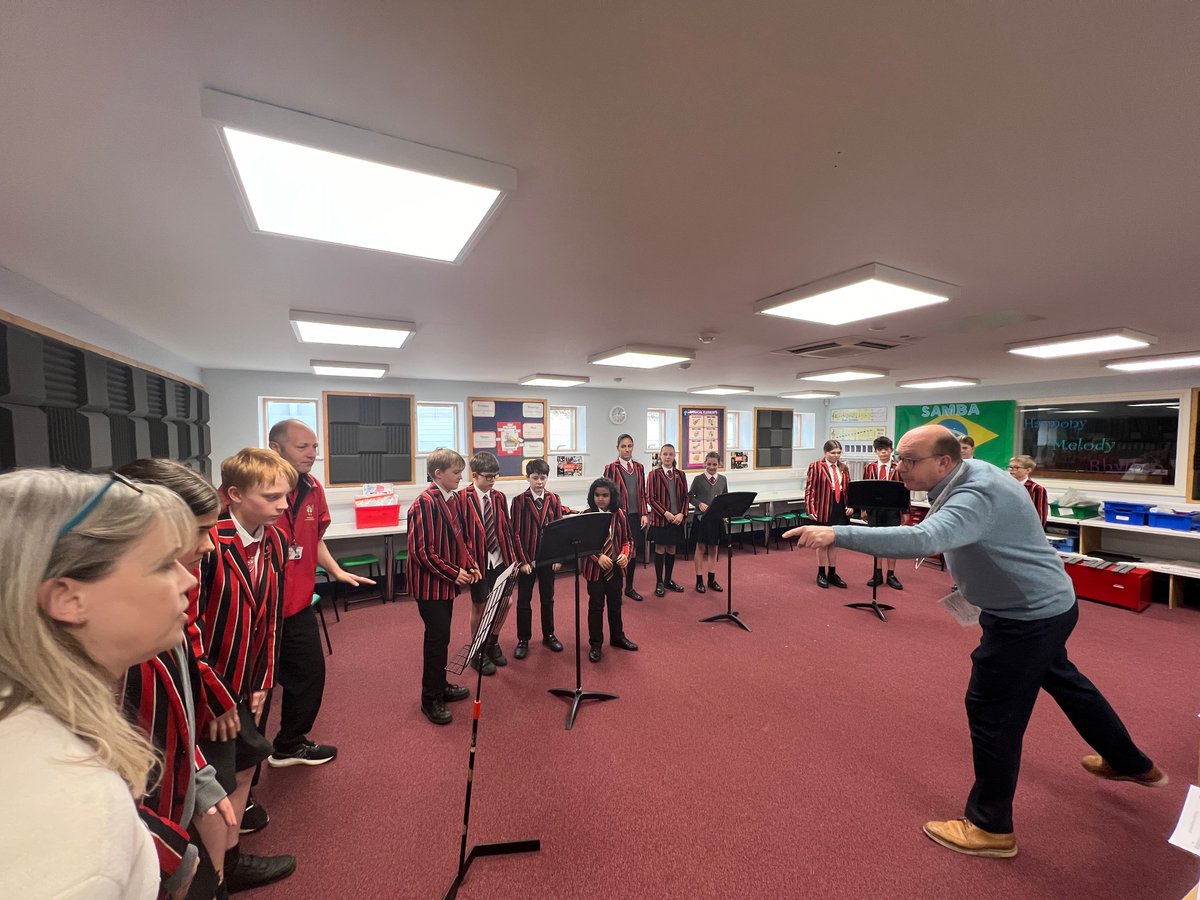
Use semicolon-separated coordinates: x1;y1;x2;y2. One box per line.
384;534;395;602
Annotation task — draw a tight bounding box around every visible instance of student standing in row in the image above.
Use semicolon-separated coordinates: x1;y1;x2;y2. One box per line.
581;478;637;662
407;449;479;726
804;439;852;589
1009;455;1049;526
604;435;649;602
862;436;905;591
647;443;689;597
688;451;726;594
193;449;297;892
509;458;568;660
460;452;522;675
959;435;976;459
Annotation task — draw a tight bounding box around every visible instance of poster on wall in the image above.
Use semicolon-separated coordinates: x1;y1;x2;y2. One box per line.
679;405;726;470
556;455;584;477
830;407;888;425
468;396;548;479
894;400;1016;467
729;450;748;470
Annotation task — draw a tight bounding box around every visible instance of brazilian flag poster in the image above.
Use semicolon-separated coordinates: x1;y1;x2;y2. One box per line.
895;400;1016;468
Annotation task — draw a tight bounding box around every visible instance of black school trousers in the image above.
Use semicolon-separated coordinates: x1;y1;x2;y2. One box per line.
964;601;1153;833
273;605;326;752
586;576;625;646
516;566;556;640
416;598;454;706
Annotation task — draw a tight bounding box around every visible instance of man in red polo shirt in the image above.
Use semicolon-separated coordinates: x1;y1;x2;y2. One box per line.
266;419;372;767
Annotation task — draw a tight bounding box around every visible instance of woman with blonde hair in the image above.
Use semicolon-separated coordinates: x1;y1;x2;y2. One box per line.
0;468;197;899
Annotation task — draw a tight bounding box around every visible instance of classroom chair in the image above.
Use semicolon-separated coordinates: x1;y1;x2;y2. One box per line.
335;553;384;610
311;593;332;655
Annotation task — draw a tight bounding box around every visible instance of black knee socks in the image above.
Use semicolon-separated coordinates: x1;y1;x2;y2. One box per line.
664;553;676;583
654;554;664;583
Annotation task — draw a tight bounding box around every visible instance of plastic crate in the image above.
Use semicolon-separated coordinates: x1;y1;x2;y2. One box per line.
1048;537;1078;552
1103;501;1153;526
1064;562;1152;612
354;502;401;529
1049;502;1100;520
1147;510;1200;531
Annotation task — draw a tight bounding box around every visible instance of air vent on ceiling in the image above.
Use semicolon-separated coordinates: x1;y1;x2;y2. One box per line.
774;335;922;359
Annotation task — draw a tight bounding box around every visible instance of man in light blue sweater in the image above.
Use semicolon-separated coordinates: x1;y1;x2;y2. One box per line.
786;424;1165;858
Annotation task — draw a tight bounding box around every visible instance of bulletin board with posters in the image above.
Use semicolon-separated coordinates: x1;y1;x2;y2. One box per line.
468;397;548;479
679;405;726;471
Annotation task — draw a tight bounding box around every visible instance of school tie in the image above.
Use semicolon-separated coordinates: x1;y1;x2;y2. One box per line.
244;541;260;580
601;526;614;579
709;476;716;485
535;496;544;511
482;493;501;557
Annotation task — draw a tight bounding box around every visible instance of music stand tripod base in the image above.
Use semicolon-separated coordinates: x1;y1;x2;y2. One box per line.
843;480;910;624
547;685;618;731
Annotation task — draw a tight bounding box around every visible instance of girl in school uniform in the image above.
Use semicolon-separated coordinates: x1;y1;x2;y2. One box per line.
581;477;638;662
646;443;690;597
688;451;728;593
804;439;853;588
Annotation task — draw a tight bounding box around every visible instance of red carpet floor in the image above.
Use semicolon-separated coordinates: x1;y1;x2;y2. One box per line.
246;546;1200;899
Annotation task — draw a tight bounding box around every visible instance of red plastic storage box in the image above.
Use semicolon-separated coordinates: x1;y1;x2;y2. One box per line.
1065;562;1152;612
354;499;401;529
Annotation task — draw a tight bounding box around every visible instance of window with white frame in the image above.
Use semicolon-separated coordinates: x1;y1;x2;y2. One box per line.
794;412;816;450
261;397;320;450
549;405;584;452
646;408;667;450
726;411;741;449
417;402;461;453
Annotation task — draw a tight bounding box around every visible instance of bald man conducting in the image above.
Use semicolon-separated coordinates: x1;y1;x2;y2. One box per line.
785;424;1164;859
267;419;373;768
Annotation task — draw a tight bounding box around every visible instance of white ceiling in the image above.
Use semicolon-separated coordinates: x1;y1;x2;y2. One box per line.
1;2;1198;397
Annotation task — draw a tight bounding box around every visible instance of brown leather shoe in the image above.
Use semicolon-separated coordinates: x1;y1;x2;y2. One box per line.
922;818;1017;858
1081;754;1169;787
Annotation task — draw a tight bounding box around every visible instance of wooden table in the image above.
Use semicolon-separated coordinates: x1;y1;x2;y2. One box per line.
324;521;407;602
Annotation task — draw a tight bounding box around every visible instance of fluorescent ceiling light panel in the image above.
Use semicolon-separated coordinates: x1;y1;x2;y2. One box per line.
310;360;389;378
689;385;753;395
1053;409;1099;414
202;89;516;264
1104;351;1200;372
588;345;695;368
755;263;955;326
1007;328;1156;359
1021;407;1059;412
779;391;841;399
290;310;415;349
519;374;590;387
797;367;888;383
1127;401;1180;407
897;377;980;390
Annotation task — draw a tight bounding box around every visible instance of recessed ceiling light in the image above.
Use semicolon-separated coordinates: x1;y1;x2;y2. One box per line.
290;310;415;349
797;367;888;383
688;385;753;395
310;360;389;378
1103;351;1200;372
779;390;841;399
588;344;696;368
1007;328;1156;359
755;263;955;326
202;89;517;264
519;374;590;387
896;377;980;390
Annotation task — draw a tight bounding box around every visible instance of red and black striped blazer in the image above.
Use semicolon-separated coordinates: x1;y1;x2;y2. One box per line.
863;460;903;483
193;515;284;703
1023;478;1049;526
407;485;476;601
460;484;522;568
603;459;648;516
510;489;573;566
125;645;208;886
580;510;632;582
646;466;690;527
805;459;851;524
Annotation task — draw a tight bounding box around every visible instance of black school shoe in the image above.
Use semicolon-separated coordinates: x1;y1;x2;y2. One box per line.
624;587;644;602
588;645;602;663
224;852;296;893
828;573;848;589
422;700;453;725
267;740;337;768
665;580;685;593
611;635;638;651
707;576;723;592
695;578;706;594
816;573;829;589
239;798;268;834
443;684;470;702
542;634;564;652
887;573;904;590
514;640;529;659
486;640;507;667
654;583;666;597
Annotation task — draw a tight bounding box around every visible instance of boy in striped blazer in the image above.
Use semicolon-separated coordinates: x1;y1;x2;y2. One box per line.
646;443;689;596
193;448;298;892
460;451;522;675
581;477;638;661
509;458;571;659
1009;455;1049;526
863;435;906;590
407;448;480;725
603;434;649;601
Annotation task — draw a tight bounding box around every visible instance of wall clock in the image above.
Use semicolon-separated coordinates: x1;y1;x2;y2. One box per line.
608;405;628;425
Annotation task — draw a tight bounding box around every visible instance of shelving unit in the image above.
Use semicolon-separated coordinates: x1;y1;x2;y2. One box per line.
1048;514;1200;609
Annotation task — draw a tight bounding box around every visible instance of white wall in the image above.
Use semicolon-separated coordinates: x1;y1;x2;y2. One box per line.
0;265;202;382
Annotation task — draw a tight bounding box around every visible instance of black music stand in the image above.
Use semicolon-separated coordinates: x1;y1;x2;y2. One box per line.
541;513;618;730
698;491;758;632
443;564;539;900
845;480;911;622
